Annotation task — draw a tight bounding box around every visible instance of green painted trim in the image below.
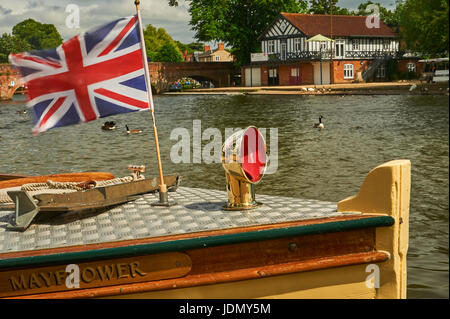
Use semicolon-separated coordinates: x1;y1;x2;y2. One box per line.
0;216;394;269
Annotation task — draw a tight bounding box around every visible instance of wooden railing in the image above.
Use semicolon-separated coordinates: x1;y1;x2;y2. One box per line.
267;50;401;62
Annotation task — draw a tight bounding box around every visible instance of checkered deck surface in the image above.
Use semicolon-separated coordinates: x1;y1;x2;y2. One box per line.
0;187;359;254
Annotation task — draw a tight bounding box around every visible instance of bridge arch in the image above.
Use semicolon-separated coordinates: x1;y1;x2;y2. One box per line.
0;64;25;101
169;75;219;88
149;62;237;93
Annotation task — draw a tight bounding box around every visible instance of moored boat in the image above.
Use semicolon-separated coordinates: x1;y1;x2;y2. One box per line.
0;159;410;299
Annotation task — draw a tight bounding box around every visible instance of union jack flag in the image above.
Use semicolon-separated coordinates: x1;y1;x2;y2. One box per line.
9;16;149;134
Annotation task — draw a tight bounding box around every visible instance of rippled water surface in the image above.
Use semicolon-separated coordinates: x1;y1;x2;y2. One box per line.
0;93;448;298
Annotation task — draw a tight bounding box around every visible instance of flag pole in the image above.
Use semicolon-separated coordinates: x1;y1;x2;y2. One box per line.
134;0;176;207
330;0;334;84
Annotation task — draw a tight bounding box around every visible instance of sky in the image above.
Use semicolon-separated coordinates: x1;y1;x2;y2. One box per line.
0;0;398;45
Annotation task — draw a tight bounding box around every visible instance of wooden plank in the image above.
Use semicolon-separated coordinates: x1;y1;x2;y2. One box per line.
35;175;179;212
0;252;192;298
0;174;33;181
5;251;388;299
1;227;383;298
186;228;376;275
0;173;115;189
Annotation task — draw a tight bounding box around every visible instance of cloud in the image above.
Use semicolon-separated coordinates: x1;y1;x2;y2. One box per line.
0;5;12;15
0;0;399;46
338;0;397;11
0;0;196;43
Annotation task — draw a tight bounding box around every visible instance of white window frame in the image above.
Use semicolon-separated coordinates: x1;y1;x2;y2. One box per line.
294;38;301;52
280;42;287;60
352;39;360;51
320;42;328;51
383;39;390;51
407;62;416;73
344;64;354;79
290;67;299;77
269;68;277;78
377;65;386;78
335;39;345;58
215;56;220;61
268;40;275;54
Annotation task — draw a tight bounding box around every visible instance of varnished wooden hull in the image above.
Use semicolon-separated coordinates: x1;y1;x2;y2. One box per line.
0;160;410;299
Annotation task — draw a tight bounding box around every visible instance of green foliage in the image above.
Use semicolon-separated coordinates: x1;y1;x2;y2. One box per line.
175;41;204;54
356;1;400;26
143;24;184;62
187;0;309;64
12;19;62;50
0;33;31;63
0;19;61;63
309;0;349;15
153;41;184;62
397;0;449;57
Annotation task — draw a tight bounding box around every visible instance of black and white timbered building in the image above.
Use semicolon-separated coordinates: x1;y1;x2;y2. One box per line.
243;12;403;86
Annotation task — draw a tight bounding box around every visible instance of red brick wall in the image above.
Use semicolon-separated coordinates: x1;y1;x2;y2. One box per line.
301;63;314;84
0;64;24;100
398;59;422;75
278;65;291;86
277;63;314;85
332;60;366;83
261;65;269;86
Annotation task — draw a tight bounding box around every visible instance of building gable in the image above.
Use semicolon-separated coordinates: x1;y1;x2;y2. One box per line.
259;14;304;40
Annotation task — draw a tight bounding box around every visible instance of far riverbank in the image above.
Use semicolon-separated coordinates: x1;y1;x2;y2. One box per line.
163;81;449;96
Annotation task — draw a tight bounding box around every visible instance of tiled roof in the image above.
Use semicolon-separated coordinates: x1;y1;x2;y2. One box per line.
281;12;397;38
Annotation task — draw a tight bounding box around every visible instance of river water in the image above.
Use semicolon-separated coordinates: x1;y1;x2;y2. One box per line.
0;93;448;298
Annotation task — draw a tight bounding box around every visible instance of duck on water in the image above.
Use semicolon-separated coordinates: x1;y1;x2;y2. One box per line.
126;125;142;134
314;116;324;130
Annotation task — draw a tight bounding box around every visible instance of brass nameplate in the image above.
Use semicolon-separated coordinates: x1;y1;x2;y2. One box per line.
0;252;192;298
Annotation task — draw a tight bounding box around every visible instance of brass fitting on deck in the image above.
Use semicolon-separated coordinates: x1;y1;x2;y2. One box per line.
221;127;267;211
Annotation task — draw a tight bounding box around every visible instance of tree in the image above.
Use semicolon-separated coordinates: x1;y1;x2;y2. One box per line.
309;0;351;15
356;1;399;26
181;0;309;64
143;24;184;61
175;41;204;54
0;33;31;63
397;0;449;56
12;19;62;50
153;41;184;62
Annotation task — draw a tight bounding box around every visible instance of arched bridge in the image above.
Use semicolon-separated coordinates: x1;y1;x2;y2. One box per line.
0;64;25;100
149;62;238;93
0;62;238;100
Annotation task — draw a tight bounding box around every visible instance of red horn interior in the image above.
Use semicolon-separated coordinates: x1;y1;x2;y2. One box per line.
241;127;266;182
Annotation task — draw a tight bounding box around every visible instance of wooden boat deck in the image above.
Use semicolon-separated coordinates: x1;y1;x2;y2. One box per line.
0;186;387;255
0;186;395;298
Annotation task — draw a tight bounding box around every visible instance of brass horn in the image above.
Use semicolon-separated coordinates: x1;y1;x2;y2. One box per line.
221;126;267;211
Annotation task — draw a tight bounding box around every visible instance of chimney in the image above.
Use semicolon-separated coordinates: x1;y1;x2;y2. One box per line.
204;45;211;52
218;42;225;51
